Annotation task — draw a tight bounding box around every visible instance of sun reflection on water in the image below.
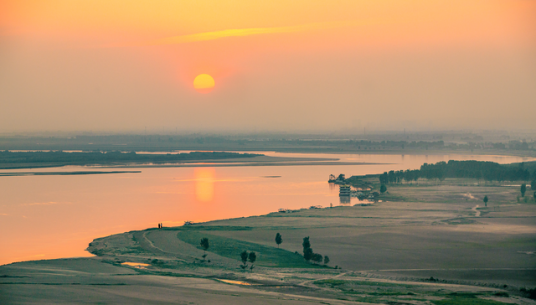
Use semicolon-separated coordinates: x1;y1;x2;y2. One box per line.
195;168;215;202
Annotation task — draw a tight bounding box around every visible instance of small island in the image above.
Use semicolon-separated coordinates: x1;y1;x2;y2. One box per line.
0;150;261;169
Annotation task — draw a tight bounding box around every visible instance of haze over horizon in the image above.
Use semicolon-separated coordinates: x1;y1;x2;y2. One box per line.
1;1;535;133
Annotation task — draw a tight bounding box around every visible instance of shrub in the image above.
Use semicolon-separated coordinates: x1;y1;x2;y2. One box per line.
312;253;323;264
240;250;248;267
275;233;282;248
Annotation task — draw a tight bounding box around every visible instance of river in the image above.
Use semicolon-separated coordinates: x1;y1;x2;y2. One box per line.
0;152;533;265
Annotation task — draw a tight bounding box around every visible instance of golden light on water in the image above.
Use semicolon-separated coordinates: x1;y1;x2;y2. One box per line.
193;74;215;94
195;168;215;202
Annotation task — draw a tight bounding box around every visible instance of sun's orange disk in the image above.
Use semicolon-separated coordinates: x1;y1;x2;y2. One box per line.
193;74;215;93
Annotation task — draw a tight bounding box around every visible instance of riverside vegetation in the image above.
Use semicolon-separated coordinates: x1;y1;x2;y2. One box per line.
0;150;260;169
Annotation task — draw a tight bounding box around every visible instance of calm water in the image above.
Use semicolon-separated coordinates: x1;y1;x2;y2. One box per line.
0;152;533;265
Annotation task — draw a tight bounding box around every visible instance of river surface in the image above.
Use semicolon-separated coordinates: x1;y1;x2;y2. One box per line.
0;152;533;265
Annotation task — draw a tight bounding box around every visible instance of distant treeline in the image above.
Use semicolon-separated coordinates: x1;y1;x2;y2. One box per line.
0;151;260;166
1;135;534;152
379;160;536;184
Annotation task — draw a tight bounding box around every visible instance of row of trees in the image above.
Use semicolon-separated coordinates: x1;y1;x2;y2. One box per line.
240;251;256;270
277;233;330;266
302;237;329;265
520;183;536;199
198;233;331;271
379;161;536;184
277;233;330;265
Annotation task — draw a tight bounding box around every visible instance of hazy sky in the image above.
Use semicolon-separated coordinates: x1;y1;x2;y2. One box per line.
1;0;535;133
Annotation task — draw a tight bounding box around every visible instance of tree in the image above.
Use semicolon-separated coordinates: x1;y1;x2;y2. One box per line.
248;252;256;271
304;248;313;262
240;250;248;268
200;238;209;259
521;184;527;197
324;255;330;265
379;172;388;185
483;195;488;207
302;237;310;251
302;237;313;261
380;184;387;194
531;180;536;190
275;233;282;248
312;253;323;265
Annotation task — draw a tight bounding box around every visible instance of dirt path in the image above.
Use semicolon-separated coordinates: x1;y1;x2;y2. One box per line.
298;272;347;286
142;232;166;252
143;230;241;268
131;231;187;263
472;204;481;217
365;267;536;272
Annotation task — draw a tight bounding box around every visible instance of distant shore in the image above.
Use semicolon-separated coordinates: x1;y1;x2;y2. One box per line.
0;152;383;170
0;151;259;170
0;171;141;176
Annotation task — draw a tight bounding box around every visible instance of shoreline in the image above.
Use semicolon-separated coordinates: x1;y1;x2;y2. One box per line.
0;170;141;176
2;152;534;267
2;150;534;171
106;161;385;168
0;155;343;170
2;180;535;303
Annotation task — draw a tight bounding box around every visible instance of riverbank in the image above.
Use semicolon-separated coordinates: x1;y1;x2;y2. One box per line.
0;170;141;176
0;152;376;170
2;178;535;304
0;151;259;169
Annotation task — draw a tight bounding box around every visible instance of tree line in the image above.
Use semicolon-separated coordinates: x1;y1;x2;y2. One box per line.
0;150;259;165
379;160;536;184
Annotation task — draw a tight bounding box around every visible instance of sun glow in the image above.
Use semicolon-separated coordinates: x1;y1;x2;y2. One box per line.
193;74;215;94
195;168;215;202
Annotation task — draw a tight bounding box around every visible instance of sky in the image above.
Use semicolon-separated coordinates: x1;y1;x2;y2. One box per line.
1;0;535;133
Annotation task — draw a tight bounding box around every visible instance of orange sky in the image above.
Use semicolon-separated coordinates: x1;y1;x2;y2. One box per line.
0;0;535;132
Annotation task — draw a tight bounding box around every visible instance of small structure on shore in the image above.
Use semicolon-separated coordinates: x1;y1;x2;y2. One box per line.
339;185;351;197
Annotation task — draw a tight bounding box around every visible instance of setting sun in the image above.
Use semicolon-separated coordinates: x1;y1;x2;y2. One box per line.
193;74;215;94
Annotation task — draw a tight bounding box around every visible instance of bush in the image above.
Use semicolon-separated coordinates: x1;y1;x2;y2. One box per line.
380;184;387;194
494;292;509;297
527;288;536;300
312;253;323;264
240;250;248;267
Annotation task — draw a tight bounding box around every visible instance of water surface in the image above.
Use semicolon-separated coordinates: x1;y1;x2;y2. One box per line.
0;152;533;265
